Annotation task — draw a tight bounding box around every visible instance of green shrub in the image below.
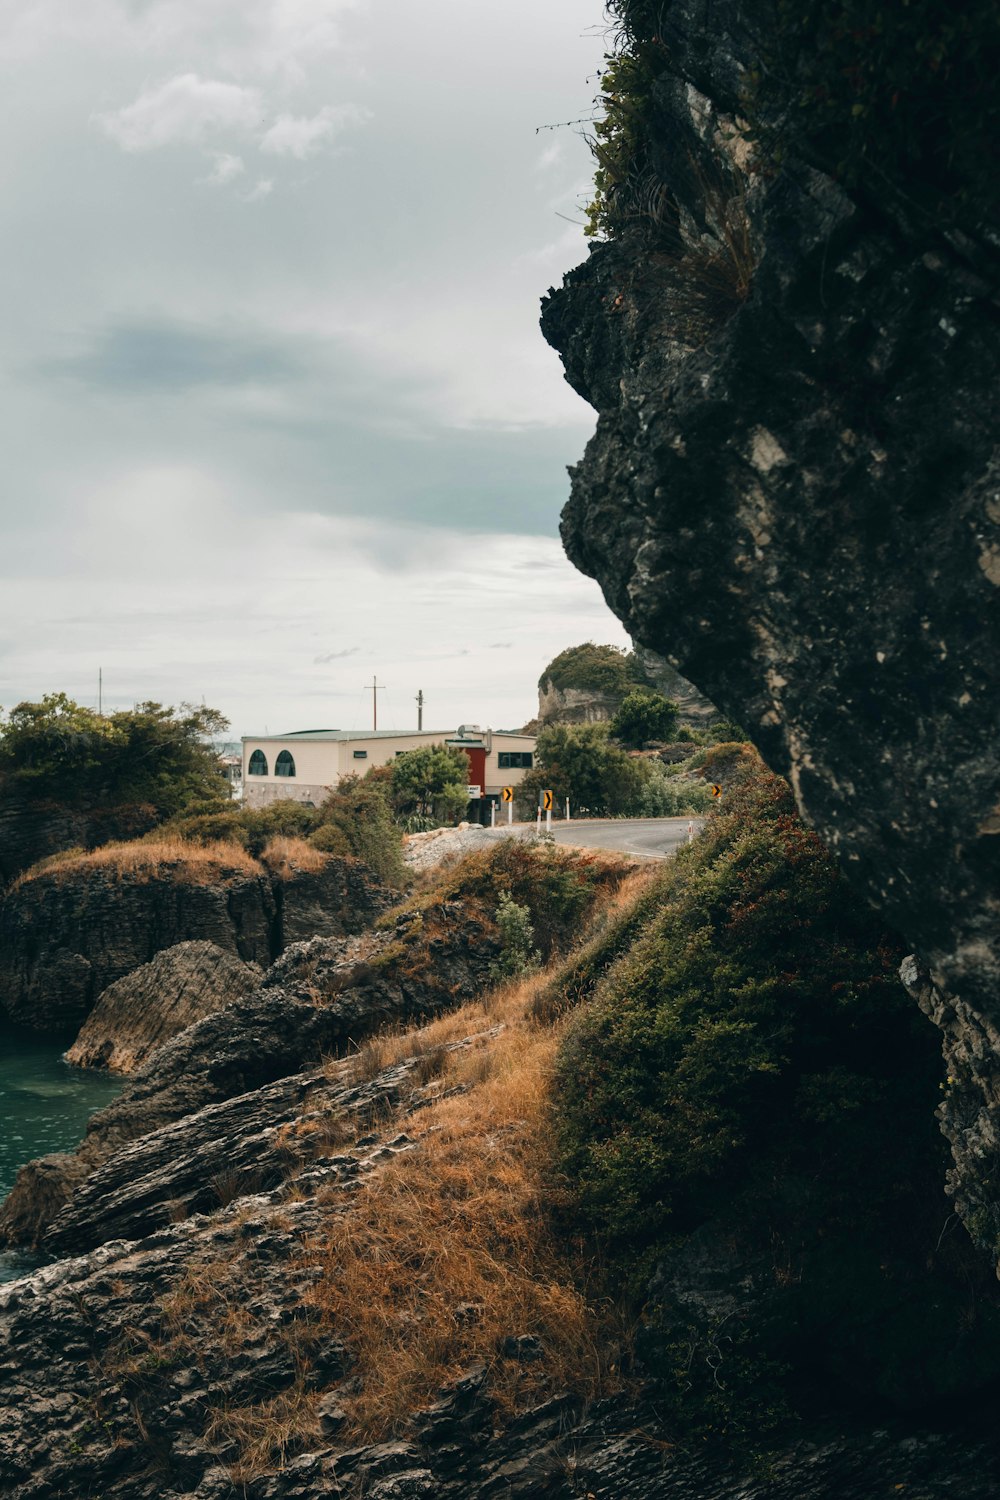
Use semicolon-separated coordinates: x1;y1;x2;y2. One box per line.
639;762;715;816
554;757;1000;1442
390;744;470;825
539;642;650;698
520;723;647;817
316;775;406;888
488;892;541;982
610;690;679;749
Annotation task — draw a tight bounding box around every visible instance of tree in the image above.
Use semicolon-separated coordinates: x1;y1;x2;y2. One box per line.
538;642;650;698
520;723;647;817
390;743;470;825
610;690;679;748
0;694;229;816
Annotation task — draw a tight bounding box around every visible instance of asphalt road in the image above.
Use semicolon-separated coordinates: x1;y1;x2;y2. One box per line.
500;817;701;861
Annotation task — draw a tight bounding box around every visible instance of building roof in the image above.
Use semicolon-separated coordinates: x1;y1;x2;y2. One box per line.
241;728;536;744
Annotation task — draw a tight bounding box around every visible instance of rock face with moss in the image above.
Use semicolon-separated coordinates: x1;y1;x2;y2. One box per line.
537;641;717;729
542;0;1000;1256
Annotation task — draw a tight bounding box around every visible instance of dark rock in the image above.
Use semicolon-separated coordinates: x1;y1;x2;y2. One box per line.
0;865;275;1033
279;857;393;946
0;786;159;888
65;941;263;1074
540;0;1000;1256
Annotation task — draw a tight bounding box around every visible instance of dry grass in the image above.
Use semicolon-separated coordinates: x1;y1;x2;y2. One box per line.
13;837;262;889
295;1012;625;1445
259;836;328;879
108;879;657;1483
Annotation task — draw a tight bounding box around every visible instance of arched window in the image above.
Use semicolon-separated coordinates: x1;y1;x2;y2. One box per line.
275;750;296;778
248;749;268;776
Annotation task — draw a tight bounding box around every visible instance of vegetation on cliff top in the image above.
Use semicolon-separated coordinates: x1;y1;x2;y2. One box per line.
0;694;228;816
538;642;651;697
596;0;998;239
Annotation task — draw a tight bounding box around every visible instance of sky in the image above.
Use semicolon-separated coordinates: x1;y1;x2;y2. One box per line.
0;0;631;738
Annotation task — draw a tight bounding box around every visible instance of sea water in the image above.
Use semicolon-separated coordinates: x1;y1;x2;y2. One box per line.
0;1030;123;1283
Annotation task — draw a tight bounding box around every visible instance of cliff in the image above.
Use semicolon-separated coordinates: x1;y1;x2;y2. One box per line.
541;0;1000;1262
0;846;391;1034
0;787;159;887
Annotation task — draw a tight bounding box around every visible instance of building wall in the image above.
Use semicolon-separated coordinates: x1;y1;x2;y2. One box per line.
241;731;538;810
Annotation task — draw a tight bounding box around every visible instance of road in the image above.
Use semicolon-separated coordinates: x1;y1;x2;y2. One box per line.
495;817;700;861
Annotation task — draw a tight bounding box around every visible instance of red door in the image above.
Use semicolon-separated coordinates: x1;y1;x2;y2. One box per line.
463;746;487;794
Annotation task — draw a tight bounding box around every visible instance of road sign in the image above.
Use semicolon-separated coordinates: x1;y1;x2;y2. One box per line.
710;784;723;798
501;786;514;803
541;789;553;812
466;784;481;799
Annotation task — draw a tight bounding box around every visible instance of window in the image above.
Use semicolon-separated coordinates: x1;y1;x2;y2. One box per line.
248;749;268;776
498;751;533;769
353;750;368;759
275;750;296;777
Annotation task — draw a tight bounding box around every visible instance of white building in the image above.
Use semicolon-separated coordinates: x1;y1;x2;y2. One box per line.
240;725;536;812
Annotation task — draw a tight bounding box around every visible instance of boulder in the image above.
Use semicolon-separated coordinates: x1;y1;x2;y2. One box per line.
65;941;262;1074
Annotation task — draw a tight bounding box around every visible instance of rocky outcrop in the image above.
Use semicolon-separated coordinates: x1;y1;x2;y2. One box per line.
537;679;623;727
2;1056;1000;1499
0;864;275;1033
542;3;1000;1252
278;856;392;946
0;901;499;1250
65;942;263;1074
0;854;393;1036
0;787;159;888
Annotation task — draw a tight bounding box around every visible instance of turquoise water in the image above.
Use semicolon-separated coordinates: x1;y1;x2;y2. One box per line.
0;1030;123;1283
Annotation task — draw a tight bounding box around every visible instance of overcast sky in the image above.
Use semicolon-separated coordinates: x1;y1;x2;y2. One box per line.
0;0;630;738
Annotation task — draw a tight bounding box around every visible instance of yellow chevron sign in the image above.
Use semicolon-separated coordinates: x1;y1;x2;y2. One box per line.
541;789;553;811
501;786;514;803
710;783;723;798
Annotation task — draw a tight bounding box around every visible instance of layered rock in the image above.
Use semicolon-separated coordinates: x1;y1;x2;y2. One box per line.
0;863;274;1033
65;942;263;1074
0;787;159;888
2;1045;999;1500
0;853;392;1035
0;901;499;1249
541;2;1000;1251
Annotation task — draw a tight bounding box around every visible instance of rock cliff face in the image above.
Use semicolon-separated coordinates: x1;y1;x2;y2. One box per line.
0;900;500;1250
0;854;391;1035
541;2;1000;1256
0;866;276;1033
0;788;159;888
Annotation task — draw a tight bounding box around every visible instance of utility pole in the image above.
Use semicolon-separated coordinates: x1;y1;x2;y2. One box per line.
370;677;385;731
416;689;424;731
98;668;103;717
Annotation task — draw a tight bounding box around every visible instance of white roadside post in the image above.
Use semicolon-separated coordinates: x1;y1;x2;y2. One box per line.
536;803;542;835
490;801;496;828
687;820;695;843
565;798;571;822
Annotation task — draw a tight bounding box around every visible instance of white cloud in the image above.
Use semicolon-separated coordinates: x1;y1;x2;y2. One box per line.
199;151;246;186
259;102;369;159
97;73;262;152
243;177;274;201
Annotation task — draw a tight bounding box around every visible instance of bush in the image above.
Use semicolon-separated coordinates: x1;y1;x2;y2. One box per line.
521;723;647;817
391;744;470;825
488;892;541;982
539;643;650;699
610;690;679;749
315;775;406;888
639;762;714;816
554;755;1000;1441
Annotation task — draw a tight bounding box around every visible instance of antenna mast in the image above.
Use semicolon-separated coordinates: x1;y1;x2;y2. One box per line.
416;689;424;731
98;667;103;717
